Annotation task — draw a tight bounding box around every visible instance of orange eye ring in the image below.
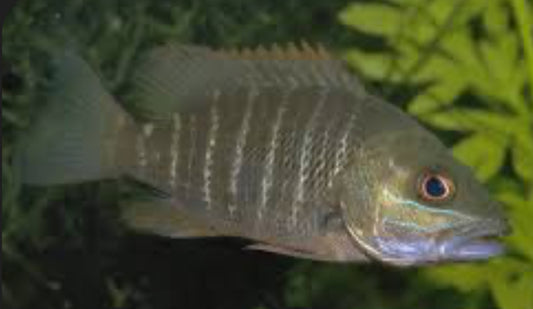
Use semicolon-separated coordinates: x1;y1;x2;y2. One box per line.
418;170;455;202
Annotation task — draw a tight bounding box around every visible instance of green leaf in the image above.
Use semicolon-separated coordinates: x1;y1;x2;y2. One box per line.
476;35;528;113
452;0;488;26
479;37;519;88
339;3;402;36
488;259;533;309
503;194;533;260
343;50;395;81
484;1;510;37
412;52;464;84
408;94;450;116
408;80;465;116
510;0;533;106
408;55;467;115
423;109;518;133
440;32;479;70
423;264;488;293
452;133;507;181
425;0;462;25
511;132;533;183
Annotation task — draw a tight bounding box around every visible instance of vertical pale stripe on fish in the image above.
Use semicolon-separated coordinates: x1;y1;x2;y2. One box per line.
290;89;328;228
332;111;357;184
186;115;197;194
169;113;181;188
141;124;156;178
136;132;147;169
229;87;258;216
318;117;330;186
203;91;221;210
257;86;292;221
142;123;155;137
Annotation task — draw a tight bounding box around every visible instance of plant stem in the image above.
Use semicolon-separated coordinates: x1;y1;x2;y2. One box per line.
510;0;533;106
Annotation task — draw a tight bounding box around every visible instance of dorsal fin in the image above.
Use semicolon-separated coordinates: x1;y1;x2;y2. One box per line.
217;41;333;60
130;44;241;120
130;42;366;120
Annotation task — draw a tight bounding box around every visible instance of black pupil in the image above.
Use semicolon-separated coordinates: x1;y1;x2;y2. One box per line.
425;176;446;197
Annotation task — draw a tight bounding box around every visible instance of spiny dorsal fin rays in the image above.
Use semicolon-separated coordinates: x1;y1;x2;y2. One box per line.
131;42;366;120
216;41;332;60
221;42;359;90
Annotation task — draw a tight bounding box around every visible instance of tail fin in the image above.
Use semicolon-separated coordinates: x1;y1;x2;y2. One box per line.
15;51;134;185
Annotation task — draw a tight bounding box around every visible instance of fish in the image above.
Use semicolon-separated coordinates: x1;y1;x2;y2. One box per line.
14;42;510;266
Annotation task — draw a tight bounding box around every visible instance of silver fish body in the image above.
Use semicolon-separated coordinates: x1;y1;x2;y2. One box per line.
16;43;510;265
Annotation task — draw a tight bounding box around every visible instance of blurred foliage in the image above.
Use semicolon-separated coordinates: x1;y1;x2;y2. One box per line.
340;0;533;308
2;0;532;309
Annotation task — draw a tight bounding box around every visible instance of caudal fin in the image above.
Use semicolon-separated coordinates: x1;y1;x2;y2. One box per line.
15;51;134;185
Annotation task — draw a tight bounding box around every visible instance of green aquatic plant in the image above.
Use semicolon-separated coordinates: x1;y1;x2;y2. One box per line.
340;0;533;308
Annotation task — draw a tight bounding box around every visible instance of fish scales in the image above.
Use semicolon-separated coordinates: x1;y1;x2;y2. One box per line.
235;86;281;225
264;87;325;235
212;91;250;219
228;87;258;218
248;85;317;235
244;87;355;237
203;94;220;210
122;83;362;239
129;123;173;189
257;84;295;232
230;86;294;234
290;88;329;230
206;88;263;225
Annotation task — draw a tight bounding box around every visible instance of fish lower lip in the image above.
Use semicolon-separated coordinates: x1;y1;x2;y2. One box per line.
441;221;509;260
448;238;505;260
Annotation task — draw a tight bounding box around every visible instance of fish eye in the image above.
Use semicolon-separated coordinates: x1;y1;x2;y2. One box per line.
418;170;455;202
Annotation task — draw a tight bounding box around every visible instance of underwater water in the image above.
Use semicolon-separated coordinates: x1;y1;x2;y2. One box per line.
3;1;532;309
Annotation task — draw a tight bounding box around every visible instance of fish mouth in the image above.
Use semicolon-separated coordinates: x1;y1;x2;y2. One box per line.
349;218;510;266
443;233;504;260
439;221;510;261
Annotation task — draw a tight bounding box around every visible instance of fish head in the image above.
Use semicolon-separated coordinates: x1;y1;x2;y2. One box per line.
339;128;510;266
